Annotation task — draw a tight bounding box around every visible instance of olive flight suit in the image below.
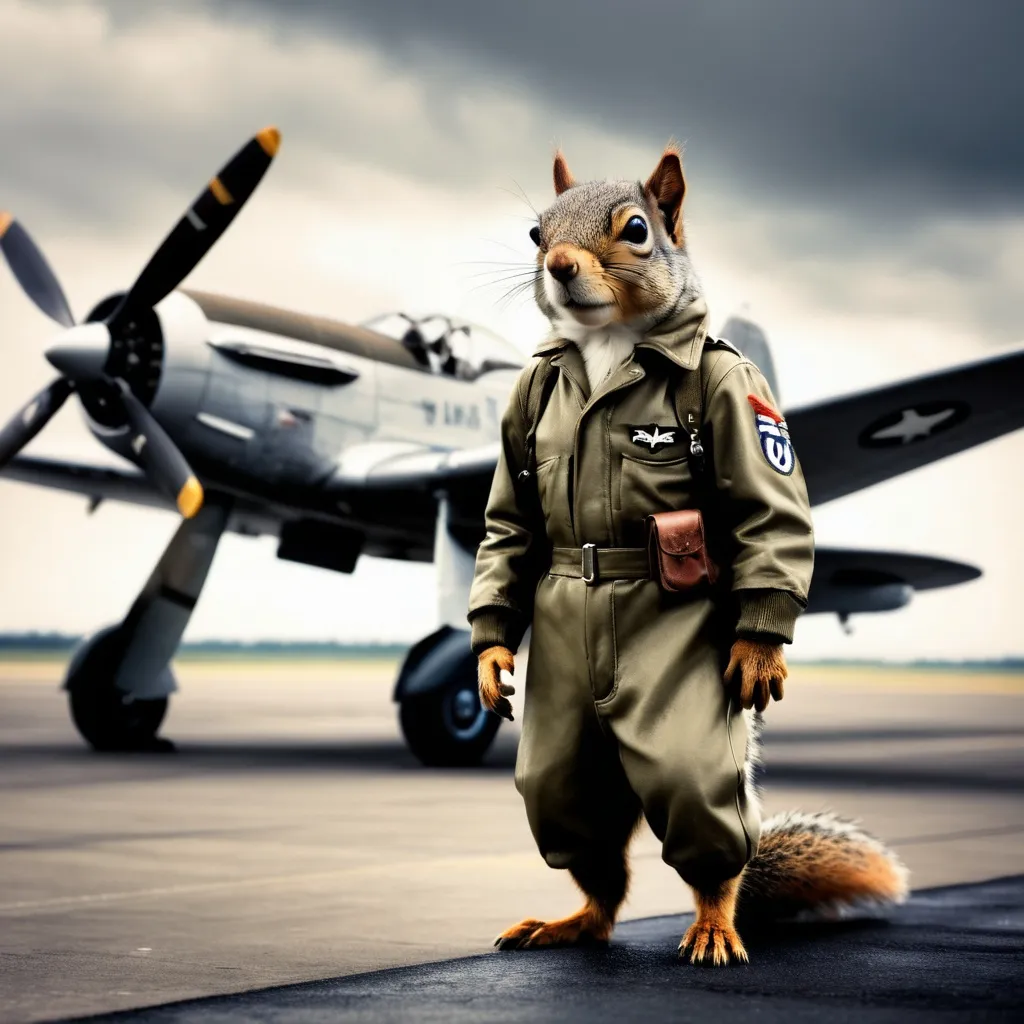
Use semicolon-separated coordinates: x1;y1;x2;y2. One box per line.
467;298;814;888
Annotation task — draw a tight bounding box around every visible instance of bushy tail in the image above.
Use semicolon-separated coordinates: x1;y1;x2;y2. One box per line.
738;810;909;923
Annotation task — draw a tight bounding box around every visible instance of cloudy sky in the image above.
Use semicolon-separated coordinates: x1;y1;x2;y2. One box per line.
0;0;1021;659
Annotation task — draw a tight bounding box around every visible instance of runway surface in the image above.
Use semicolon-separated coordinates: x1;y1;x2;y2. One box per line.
1;657;1023;1022
74;875;1024;1023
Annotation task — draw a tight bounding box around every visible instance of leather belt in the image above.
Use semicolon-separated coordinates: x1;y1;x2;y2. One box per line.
550;545;651;585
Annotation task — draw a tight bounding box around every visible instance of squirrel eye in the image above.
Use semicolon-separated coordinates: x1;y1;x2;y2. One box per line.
529;225;541;246
620;215;648;245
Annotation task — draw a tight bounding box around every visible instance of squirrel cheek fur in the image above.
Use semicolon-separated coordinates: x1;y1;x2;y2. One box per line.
532;146;702;338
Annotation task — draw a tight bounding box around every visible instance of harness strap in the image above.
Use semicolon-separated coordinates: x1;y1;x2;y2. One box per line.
517;354;558;484
674;343;707;479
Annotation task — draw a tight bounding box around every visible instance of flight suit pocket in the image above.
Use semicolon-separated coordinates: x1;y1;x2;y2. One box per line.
616;453;692;521
535;455;573;541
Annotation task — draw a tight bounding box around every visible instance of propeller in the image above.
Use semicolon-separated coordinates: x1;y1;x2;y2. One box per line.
0;126;281;518
0;213;74;327
0;377;74;465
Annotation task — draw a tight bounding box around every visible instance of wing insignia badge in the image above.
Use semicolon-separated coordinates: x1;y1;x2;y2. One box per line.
629;424;679;451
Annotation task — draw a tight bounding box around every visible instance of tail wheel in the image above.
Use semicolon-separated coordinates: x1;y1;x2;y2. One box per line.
66;626;169;751
399;677;500;767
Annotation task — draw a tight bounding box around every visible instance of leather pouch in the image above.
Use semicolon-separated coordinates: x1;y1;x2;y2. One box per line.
645;509;719;592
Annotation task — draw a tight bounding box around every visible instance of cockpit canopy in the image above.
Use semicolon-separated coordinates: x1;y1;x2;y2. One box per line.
362;313;525;380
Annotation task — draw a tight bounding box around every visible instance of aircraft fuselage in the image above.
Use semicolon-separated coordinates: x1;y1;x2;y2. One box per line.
81;289;521;559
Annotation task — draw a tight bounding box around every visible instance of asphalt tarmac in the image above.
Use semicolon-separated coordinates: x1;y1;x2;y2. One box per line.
73;875;1024;1023
1;657;1023;1023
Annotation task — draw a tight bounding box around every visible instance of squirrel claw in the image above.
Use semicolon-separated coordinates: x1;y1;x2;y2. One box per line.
494;912;610;950
494;918;545;951
678;921;749;966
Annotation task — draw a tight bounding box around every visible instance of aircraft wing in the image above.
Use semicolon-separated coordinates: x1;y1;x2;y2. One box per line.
787;348;1024;506
807;546;980;615
0;455;172;510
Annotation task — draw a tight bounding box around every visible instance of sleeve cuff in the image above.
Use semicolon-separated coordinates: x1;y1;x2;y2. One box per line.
468;607;529;655
735;589;804;644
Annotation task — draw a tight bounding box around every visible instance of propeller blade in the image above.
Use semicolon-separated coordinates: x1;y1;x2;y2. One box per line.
0;213;74;327
111;126;281;326
0;377;74;468
118;386;204;518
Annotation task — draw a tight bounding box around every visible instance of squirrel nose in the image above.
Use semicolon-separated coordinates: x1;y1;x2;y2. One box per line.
546;252;579;285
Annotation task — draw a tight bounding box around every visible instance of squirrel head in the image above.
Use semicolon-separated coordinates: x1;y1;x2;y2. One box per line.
531;147;700;333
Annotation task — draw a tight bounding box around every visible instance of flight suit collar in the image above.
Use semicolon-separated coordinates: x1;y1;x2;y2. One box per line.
547;341;590;404
532;296;711;371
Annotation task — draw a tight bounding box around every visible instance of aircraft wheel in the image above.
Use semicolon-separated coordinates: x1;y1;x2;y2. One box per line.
399;676;500;767
66;627;169;751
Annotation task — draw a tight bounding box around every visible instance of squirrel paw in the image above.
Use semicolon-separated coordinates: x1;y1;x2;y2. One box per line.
678;920;749;966
494;911;610;950
494;918;544;950
725;639;787;712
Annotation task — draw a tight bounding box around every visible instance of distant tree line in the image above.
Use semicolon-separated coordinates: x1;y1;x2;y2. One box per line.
0;633;410;657
0;633;1021;669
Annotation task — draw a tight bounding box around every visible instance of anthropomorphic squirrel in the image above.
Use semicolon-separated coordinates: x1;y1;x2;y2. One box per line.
468;147;907;965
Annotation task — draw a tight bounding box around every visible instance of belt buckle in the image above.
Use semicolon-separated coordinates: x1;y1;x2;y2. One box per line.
581;543;597;585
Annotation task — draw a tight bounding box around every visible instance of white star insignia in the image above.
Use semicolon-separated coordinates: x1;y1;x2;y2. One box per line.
870;407;957;444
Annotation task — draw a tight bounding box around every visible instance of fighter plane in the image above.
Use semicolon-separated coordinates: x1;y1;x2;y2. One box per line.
1;127;1022;765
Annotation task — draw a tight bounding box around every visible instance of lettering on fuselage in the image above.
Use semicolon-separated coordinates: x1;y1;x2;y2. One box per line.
440;401;480;429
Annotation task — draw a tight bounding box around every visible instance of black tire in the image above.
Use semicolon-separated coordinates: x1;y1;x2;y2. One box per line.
399;677;501;767
66;627;169;751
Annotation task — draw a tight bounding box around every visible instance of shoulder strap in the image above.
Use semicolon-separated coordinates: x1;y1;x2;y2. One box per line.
705;334;741;357
516;355;558;483
674;345;707;478
523;355;557;468
524;356;557;435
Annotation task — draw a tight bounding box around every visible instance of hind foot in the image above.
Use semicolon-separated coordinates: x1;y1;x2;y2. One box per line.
494;907;611;950
678;920;748;966
494;918;543;950
679;874;748;966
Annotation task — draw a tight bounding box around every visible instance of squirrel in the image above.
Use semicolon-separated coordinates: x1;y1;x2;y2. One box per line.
480;649;909;961
475;146;908;965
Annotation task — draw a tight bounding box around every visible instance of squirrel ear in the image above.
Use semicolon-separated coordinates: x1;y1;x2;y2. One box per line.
553;150;576;195
644;147;686;244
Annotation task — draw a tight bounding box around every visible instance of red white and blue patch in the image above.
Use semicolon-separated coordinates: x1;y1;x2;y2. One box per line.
748;395;794;475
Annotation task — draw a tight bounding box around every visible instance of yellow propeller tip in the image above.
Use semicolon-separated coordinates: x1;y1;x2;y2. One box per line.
0;211;12;237
177;477;204;519
256;126;281;157
209;176;234;205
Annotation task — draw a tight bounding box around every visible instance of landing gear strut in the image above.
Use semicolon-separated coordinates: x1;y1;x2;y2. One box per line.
64;500;229;751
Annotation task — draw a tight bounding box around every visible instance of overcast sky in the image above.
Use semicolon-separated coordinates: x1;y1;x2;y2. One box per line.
0;0;1021;659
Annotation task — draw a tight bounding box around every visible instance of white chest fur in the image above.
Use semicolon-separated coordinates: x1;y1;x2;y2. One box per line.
557;322;641;390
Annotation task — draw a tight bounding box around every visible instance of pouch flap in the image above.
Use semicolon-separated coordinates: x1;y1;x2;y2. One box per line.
648;509;705;557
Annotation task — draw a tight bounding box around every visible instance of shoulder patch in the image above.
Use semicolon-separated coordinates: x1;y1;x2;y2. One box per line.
747;394;794;475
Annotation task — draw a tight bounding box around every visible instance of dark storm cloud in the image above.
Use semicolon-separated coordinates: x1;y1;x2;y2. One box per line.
204;0;1024;215
2;0;1020;343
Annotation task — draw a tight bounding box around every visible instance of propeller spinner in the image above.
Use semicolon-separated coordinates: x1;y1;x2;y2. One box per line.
0;126;281;518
